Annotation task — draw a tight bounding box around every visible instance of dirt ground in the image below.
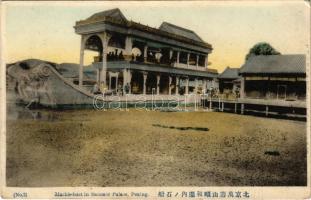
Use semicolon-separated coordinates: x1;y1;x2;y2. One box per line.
6;109;307;186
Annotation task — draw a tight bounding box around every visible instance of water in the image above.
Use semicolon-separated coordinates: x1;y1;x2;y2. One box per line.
7;104;59;121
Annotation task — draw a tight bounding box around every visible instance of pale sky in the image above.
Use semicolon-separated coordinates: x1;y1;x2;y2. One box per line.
3;1;310;73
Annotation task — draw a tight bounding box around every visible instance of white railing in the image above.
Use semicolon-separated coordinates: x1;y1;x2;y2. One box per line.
173;62;206;71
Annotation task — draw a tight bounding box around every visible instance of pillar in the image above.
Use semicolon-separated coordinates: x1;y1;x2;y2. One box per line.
144;45;148;62
123;69;127;91
241;103;244;114
115;72;119;91
99;32;111;87
128;70;132;94
240;77;245;98
185;78;189;95
79;36;85;87
187;53;190;67
143;72;148;95
125;36;132;57
108;72;112;90
168;76;172;95
176;51;180;66
96;68;100;83
195;78;198;94
204;54;208;69
169;50;173;60
203;79;207;94
175;76;179;95
156;75;160;95
196;55;199;68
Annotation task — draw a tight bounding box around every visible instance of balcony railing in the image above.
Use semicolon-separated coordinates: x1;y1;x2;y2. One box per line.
93;55;207;71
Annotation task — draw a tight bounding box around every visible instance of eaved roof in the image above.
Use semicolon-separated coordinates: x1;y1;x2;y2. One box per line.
86;8;127;24
218;67;240;79
76;8;212;49
159;22;204;43
240;54;306;74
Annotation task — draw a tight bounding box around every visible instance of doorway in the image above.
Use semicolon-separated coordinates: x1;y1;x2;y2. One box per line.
277;85;287;100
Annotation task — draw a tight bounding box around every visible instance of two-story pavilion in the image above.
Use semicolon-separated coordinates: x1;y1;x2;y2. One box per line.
74;8;217;95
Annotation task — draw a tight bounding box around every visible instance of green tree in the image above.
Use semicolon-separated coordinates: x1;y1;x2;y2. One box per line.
246;42;280;60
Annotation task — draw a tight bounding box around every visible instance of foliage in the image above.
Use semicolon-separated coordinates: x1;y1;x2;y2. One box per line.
246;42;281;60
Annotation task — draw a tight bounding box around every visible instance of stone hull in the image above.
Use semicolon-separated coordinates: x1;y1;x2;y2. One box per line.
6;60;187;109
7;60;95;108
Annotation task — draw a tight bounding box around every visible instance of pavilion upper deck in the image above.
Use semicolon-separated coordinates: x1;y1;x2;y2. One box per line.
74;9;212;52
74;8;214;87
74;9;212;68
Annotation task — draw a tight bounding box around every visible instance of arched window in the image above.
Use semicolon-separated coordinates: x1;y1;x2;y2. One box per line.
85;35;103;52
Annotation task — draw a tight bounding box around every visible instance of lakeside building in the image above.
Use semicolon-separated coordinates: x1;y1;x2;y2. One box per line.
239;54;306;100
74;8;218;95
218;67;240;95
203;54;306;118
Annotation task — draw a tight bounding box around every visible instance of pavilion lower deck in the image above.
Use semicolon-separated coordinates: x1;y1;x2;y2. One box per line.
86;60;218;96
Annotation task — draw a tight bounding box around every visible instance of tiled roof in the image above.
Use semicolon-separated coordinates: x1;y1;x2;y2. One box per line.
240;54;306;74
159;22;204;43
86;8;127;24
77;8;211;49
218;67;240;79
